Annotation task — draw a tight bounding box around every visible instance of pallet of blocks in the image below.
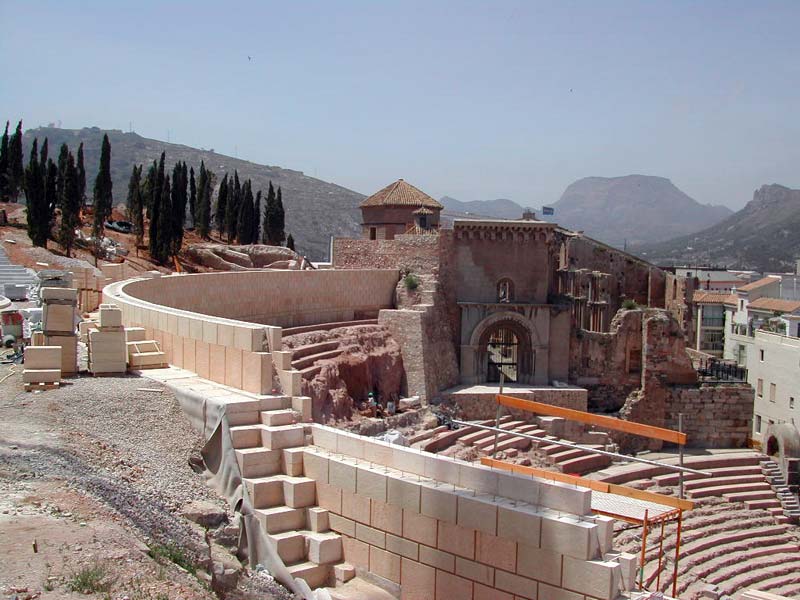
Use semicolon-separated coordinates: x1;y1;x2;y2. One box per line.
23;346;61;391
40;287;78;375
87;305;127;375
124;324;167;368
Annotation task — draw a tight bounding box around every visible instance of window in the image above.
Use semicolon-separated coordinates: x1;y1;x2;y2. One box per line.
757;378;763;398
497;278;514;303
760;349;765;362
755;414;762;433
790;397;795;409
740;300;744;310
769;383;777;403
369;227;377;240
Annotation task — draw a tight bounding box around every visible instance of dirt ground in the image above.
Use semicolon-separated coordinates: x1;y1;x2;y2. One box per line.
0;361;290;600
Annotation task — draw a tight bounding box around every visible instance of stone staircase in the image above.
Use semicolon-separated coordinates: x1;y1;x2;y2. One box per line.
230;399;345;589
0;246;34;299
763;459;800;524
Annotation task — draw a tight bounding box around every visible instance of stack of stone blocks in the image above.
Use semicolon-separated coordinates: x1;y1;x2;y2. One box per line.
22;345;62;386
88;304;127;374
40;286;78;375
125;326;167;369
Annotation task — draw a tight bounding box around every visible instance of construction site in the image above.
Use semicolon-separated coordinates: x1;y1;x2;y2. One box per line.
1;181;799;600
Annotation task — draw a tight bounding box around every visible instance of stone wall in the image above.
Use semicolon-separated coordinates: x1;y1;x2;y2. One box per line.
665;384;753;448
307;424;634;600
333;235;442;274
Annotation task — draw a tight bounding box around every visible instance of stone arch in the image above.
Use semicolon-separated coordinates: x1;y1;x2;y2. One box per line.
763;423;800;487
469;311;537;384
497;277;515;303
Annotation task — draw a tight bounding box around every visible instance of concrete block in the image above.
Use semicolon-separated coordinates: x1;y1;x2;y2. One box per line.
307;507;330;533
23;368;60;383
307;531;342;564
498;472;540;505
455;556;494;586
338;432;365;460
476;531;517;572
391;445;426;477
420;482;457;524
263;409;295;427
291;395;312;422
41;286;78;301
497;502;542;546
611;552;637;592
562;557;620;600
334;563;356;585
316;482;342;513
282;476;316;508
341;490;371;525
595;515;615;555
303;451;329;484
435;570;473;600
538;481;592;516
224;346;243;389
385;533;418;560
356;522;386;548
400;557;435;600
311;425;338;453
495;569;538;600
370;546;401;583
342;536;370;570
459;463;500;496
516;544;563;586
329;459;357;493
456;493;498;535
387;474;421;512
370;499;402;536
540;516;595;560
418;545;455;573
423;455;460;486
402;509;437;547
437;520;476;560
209;343;226;383
537;582;584;600
356;465;388;502
474;583;513;600
24;346;61;369
329;514;356;537
261;424;305;450
99;307;122;328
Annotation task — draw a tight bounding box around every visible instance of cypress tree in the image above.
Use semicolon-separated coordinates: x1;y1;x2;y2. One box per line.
195;160;211;239
143;160;156;219
171;161;188;252
127;165;144;249
92;134;113;244
275;186;286;245
56;144;69;209
215;173;228;235
225;171;241;243
148;153;166;259
237;180;254;243
25;139;48;247
8;120;24;202
44;159;58;239
39;138;49;170
0;121;9;202
154;174;173;264
188;166;196;228
262;181;276;244
287;233;295;251
253;190;261;245
77;142;87;205
58;152;81;257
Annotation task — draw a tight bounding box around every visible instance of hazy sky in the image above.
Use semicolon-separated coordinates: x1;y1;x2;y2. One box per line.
2;1;799;209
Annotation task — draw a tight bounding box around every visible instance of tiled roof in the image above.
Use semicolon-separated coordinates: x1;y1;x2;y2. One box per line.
360;179;444;209
413;206;434;215
692;291;735;305
747;297;800;313
738;276;780;292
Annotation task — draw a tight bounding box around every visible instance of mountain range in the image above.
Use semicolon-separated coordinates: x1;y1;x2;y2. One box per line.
632;184;800;272
21;127;364;260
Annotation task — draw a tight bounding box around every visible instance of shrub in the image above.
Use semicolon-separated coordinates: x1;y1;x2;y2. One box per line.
403;273;420;291
67;564;112;594
148;542;196;575
621;298;638;310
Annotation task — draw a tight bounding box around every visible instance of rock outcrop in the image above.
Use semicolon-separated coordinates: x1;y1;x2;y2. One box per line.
186;243;313;271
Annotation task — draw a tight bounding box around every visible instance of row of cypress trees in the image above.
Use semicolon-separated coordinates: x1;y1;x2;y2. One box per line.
0;121;25;203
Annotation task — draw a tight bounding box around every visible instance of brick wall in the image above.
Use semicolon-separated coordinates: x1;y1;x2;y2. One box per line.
308;424;633;600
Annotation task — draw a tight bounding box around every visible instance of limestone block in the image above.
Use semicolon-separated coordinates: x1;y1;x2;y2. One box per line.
329;460;358;493
538;481;592;516
540;516;595;561
338;432;365;460
494;570;538;600
209;344;226;383
307;531;342;564
177;316;190;338
437;521;476;560
455;556;494;587
423;454;460;486
356;465;388;502
189;317;203;341
365;438;394;468
386;473;421;512
261;424;305;450
235;447;281;478
391;445;426;477
474;583;513;600
420;481;457;524
342;536;370;570
476;531;516;572
292;395;312;422
23;368;60;383
456;493;497;536
435;570;473;600
497;501;542;547
244;477;283;508
316;482;342;513
385;533;418;560
282;476;316;508
334;563;355;585
99;307;122;328
562;556;620;600
418;545;455;573
24;346;61;370
183;338;197;372
370;499;402;536
329;514;356;537
195;340;211;378
202;319;218;345
311;425;338;452
516;544;563;586
265;326;282;353
498;472;540;505
356;523;386;548
537;582;584;600
43;303;74;332
307;507;329;533
341;490;371;525
400;557;435;600
41;287;78;301
614;552;638;591
402;509;437;547
217;323;235;347
224;346;243;388
279;368;301;396
272;350;292;370
594;515;615;555
303;451;329;484
458;463;499;496
369;546;400;583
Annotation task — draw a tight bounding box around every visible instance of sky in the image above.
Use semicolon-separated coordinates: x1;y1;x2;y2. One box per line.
2;0;799;210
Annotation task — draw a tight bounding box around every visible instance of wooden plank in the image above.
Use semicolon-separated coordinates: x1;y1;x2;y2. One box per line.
497;394;687;445
481;457;693;511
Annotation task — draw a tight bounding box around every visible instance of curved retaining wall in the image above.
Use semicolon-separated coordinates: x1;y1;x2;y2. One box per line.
103;269;399;394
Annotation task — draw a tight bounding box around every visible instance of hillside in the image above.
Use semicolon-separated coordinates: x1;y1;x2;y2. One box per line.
439;196;527;220
21;126;364;260
633;184;800;272
551;175;732;247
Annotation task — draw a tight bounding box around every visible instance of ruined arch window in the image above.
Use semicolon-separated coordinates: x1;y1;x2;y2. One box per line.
497;278;514;303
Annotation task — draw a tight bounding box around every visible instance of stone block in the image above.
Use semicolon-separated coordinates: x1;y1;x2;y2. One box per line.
23;368;60;383
538;481;592;516
402;509;437;547
537;582;584;600
459;463;500;496
476;531;516;572
385;533;418;560
303;451;329;484
540;516;595;560
311;425;338;452
217;323;235;347
41;286;78;301
437;521;476;560
356;522;386;548
334;563;356;585
183;338;196;372
282;476;316;508
43;303;74;332
562;557;620;600
495;570;538;600
341;490;371;525
261;424;304;450
329;460;357;493
435;570;473;600
497;502;542;547
356;465;388;502
474;583;513;600
189;317;203;341
316;482;342;513
263;409;295;427
329;514;356;537
307;531;342;564
387;474;421;512
420;482;457;524
595;515;615;555
516;544;563;586
455;556;494;586
370;546;401;583
418;545;454;573
400;558;435;600
272;350;292;370
365;438;395;468
307;507;329;533
24;346;61;369
613;552;638;592
392;445;426;477
498;472;540;505
456;493;498;535
338;432;366;459
292;395;312;422
370;499;402;536
242;351;273;395
99;307;122;328
224;346;243;388
209;343;226;383
342;536;370;570
202;319;218;345
195;340;210;378
244;477;284;509
424;455;460;486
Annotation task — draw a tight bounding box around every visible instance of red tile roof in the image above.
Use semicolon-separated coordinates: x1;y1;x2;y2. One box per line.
747;297;800;313
360;179;444;209
738;276;780;292
692;291;734;305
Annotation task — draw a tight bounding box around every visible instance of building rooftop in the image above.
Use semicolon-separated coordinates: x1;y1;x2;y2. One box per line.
737;275;780;292
692;291;736;305
360;179;444;210
747;297;800;314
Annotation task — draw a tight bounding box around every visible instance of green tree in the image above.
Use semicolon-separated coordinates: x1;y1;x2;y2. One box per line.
253;190;261;245
263;181;286;245
58;152;81;257
188;166;196;228
275;186;286;244
261;181;275;244
7;120;24;202
44;158;58;239
215;173;228;235
148;153;166;259
286;233;295;251
92;134;113;248
237;179;255;243
127;164;144;250
225;171;241;243
76;142;87;205
56;143;69;209
195;160;211;239
0;121;9;202
154;174;173;264
171;161;188;252
24;139;48;247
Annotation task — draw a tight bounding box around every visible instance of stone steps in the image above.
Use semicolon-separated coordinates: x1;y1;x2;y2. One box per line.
282;319;379;337
558;453;612;475
722;489;775;503
687;481;771;499
683;474;766;491
716;556;800;596
292;348;345;370
290;341;340;361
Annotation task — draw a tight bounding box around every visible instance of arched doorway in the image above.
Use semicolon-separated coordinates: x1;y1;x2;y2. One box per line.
476;318;534;384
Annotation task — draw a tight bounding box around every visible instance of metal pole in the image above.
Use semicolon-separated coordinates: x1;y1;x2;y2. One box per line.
672;509;683;598
493;373;505;459
451;419;713;477
639;510;649;590
678;413;685;499
655;518;666;590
